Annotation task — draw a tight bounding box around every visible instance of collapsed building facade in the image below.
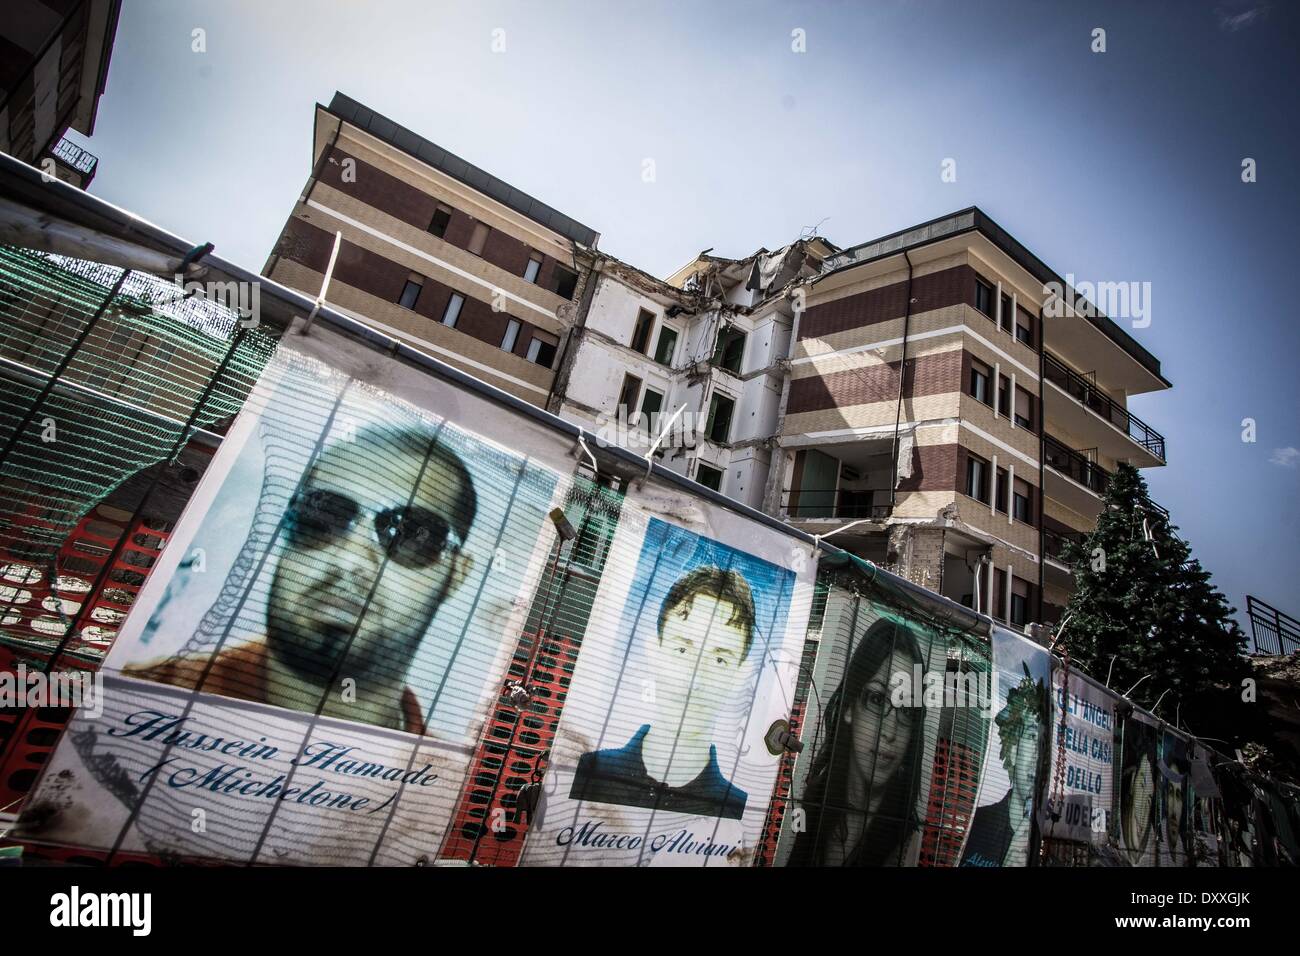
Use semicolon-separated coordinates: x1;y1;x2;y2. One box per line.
264;93;1171;633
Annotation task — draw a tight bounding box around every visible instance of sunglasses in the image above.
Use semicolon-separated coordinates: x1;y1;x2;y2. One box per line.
285;489;463;569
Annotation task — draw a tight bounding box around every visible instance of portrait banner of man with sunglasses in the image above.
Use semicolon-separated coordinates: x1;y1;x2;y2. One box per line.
15;335;577;865
517;502;815;868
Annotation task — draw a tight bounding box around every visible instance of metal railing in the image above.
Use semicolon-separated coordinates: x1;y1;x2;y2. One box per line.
1044;351;1165;460
781;489;892;521
1043;525;1085;564
1043;433;1111;495
1246;595;1300;656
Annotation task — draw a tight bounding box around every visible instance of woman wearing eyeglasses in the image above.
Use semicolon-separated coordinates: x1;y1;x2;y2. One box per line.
123;424;476;734
786;618;929;866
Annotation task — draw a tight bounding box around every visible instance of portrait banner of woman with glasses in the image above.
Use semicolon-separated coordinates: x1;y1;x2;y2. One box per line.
518;504;814;867
774;587;949;868
15;337;576;865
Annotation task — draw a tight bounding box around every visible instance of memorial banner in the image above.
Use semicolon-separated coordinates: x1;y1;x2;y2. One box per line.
16;324;576;864
1041;667;1115;844
960;626;1050;867
772;584;954;867
1117;710;1160;865
517;489;814;867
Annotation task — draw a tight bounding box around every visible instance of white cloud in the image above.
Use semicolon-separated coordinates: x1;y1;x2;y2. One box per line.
1269;446;1299;468
1218;3;1270;32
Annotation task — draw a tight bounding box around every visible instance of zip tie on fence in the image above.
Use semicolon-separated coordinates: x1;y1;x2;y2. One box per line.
638;403;687;488
301;230;342;335
810;517;876;558
575;427;598;477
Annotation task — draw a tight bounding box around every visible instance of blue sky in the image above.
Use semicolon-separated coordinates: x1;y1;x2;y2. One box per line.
66;0;1298;627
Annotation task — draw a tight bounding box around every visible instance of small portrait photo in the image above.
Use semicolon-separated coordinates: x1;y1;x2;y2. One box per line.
567;517;795;821
114;357;560;742
1119;717;1159;864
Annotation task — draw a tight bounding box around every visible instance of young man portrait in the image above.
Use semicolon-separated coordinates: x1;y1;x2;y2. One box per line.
569;565;756;819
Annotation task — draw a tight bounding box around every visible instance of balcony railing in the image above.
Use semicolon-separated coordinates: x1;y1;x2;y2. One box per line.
782;489;892;521
1044;352;1165;461
1043;433;1111;495
1246;595;1300;656
1043;525;1086;564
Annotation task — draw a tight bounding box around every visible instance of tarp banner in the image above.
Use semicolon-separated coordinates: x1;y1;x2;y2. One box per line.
516;487;815;866
771;578;990;867
15;324;577;864
1041;667;1115;844
960;625;1050;867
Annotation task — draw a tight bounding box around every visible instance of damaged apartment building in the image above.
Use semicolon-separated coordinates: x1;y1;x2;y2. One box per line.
264;94;1171;631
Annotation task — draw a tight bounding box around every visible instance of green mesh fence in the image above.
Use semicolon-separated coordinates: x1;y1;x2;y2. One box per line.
0;242;278;662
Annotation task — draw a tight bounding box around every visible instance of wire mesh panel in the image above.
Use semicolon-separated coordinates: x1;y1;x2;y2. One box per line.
0;244;275;665
0;244;275;825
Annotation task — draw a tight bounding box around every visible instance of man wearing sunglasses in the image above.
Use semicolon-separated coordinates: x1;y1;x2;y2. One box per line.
124;424;476;734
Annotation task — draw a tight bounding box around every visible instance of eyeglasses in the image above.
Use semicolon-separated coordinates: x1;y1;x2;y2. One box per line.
285;489;463;568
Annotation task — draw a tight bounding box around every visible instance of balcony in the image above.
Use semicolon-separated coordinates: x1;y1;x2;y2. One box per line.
1043;525;1086;565
1043;433;1110;494
782;489;892;521
1043;352;1165;465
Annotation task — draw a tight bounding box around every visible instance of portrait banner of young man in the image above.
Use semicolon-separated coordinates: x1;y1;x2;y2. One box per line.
517;497;814;867
14;326;578;866
960;626;1051;868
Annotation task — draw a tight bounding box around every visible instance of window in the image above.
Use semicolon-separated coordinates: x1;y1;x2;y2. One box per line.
1014;386;1033;429
618;374;642;415
442;293;464;328
428;204;452;238
398;273;423;310
523;252;542;284
550;265;578;300
1015;307;1034;347
639;387;664;427
965;453;989;503
713;326;746;373
969;358;991;405
1000;293;1013;333
501;318;521;352
706;393;735;444
995;467;1008;514
1013;477;1032;523
696;463;723;492
974;276;994;317
631;308;655;354
653;326;678;366
525;330;558;368
468;222;490;256
998;374;1011;417
994;569;1008;620
1011;577;1031;626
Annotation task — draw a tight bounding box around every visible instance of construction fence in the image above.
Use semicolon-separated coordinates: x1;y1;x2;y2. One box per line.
0;183;1297;868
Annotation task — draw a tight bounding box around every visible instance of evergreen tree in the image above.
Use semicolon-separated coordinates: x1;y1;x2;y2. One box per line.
1060;463;1254;746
